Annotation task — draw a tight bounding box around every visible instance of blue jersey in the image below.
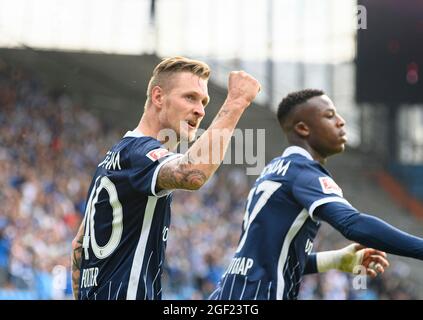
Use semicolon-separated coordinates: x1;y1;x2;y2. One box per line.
210;146;350;300
78;131;182;300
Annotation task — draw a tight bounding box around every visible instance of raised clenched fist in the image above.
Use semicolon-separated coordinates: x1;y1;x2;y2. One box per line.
227;71;261;109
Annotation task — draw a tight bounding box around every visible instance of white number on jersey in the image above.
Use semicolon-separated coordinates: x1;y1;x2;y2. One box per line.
236;180;282;253
82;176;123;260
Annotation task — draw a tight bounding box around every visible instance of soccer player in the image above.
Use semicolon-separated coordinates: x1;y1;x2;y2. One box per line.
71;56;260;300
210;89;423;300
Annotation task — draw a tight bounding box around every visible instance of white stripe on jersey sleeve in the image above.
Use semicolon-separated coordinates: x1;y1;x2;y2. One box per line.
126;196;158;300
151;153;184;197
308;196;352;220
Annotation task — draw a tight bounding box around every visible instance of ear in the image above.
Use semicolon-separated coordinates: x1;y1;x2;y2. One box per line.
151;86;164;108
294;121;310;138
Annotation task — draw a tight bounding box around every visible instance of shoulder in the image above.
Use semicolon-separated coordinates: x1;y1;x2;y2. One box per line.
122;136;168;158
289;157;343;197
123;136;172;166
129;136;162;152
287;156;337;187
285;154;327;177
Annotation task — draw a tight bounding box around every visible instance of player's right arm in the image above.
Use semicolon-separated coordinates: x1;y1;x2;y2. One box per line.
157;71;260;191
71;220;85;300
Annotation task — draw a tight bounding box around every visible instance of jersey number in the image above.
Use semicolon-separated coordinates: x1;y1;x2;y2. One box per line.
82;176;123;260
236;180;282;253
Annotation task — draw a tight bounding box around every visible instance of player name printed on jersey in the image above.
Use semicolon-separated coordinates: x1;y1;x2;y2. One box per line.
98;151;122;170
318;176;343;197
259;159;291;178
226;257;254;276
81;267;99;288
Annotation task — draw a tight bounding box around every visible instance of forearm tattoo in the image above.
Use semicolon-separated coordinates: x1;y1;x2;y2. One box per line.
158;161;207;190
71;225;84;300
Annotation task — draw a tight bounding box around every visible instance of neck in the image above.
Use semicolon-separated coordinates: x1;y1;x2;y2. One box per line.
136;111;180;151
288;137;327;165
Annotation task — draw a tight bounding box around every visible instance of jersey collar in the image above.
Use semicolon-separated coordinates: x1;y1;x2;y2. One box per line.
123;130;144;138
282;146;313;161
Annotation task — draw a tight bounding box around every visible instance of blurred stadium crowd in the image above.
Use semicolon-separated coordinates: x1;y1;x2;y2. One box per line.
0;64;419;299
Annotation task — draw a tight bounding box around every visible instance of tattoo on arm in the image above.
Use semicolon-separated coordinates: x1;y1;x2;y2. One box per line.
71;222;85;300
211;107;230;124
157;161;207;191
157;104;239;192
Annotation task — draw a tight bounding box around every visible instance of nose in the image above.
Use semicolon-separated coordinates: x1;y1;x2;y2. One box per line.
337;114;346;127
193;103;205;118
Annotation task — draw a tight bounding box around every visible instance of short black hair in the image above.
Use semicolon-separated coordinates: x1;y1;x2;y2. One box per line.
277;89;325;127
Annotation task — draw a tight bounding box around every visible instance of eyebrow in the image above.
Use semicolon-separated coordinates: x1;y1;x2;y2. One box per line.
185;90;209;106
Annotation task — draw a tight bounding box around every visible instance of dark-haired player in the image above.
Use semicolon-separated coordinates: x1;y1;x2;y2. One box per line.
210;89;423;300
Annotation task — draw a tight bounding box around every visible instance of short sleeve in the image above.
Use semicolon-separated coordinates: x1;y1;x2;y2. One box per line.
292;162;352;219
128;138;183;197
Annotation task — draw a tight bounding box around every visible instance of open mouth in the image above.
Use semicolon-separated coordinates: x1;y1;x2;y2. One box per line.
186;120;197;129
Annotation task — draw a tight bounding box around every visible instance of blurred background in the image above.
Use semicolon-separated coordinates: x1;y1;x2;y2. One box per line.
0;0;423;299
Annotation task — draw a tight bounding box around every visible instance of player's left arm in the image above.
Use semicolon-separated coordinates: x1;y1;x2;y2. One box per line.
71;220;85;300
292;164;423;267
304;243;389;277
315;202;423;261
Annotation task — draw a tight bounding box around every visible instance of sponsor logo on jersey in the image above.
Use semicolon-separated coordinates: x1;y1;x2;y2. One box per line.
318;176;343;197
146;148;171;161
